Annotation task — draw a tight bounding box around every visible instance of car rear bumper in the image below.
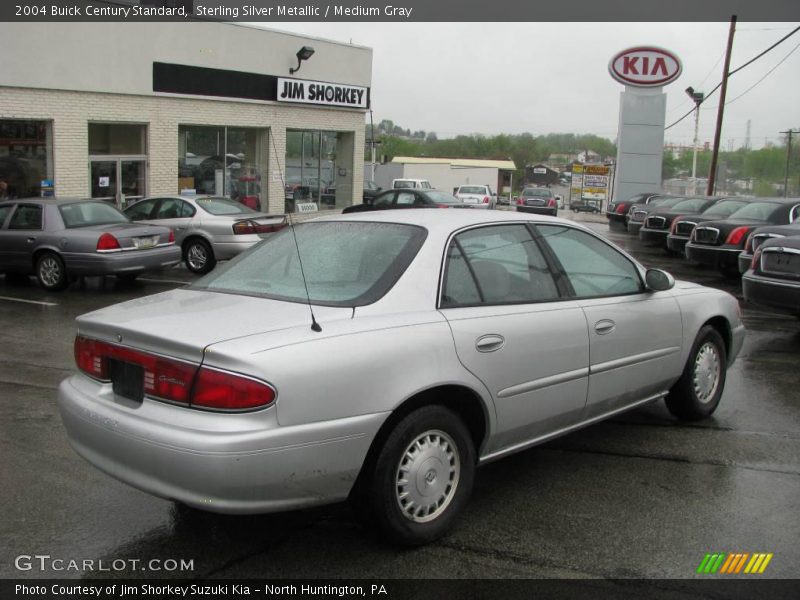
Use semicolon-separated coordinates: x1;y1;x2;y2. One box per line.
64;246;182;276
212;239;261;261
639;227;669;245
742;271;800;316
684;243;741;269
606;213;627;224
58;374;386;514
517;206;556;216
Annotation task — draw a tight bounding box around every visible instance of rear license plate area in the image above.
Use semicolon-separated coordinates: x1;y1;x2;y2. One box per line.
108;359;144;403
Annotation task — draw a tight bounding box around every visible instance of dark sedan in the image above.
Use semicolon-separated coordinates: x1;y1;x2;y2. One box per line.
606;192;663;229
363;180;383;202
342;189;467;213
516;187;558;216
626;195;683;235
738;222;800;274
666;197;754;256
639;196;727;248
685;198;800;277
0;198;181;290
743;234;800;317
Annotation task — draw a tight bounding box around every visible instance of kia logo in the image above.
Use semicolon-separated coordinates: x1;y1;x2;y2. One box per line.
609;46;682;87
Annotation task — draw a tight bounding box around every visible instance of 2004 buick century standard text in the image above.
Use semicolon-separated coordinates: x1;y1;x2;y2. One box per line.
58;210;744;546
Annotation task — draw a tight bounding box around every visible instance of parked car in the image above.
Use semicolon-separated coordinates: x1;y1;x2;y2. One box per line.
627;195;684;235
738;221;800;274
59;210;744;546
666;197;754;256
516;187;558;216
570;199;602;214
392;178;433;190
607;192;665;229
742;233;800;317
0;198;180;290
454;185;497;209
363;180;383;203
639;196;726;248
685;198;800;277
343;189;468;213
125;195;287;274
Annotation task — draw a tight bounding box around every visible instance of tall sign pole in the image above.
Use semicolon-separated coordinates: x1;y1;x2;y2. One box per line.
707;15;737;196
781;129;798;197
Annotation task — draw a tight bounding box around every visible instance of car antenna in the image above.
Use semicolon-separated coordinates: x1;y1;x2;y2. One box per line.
271;135;322;333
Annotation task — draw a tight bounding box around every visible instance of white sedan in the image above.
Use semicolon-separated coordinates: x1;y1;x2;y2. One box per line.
59;210;744;546
455;185;497;209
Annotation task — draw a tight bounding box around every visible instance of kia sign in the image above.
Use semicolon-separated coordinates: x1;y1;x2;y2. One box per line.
608;47;682;87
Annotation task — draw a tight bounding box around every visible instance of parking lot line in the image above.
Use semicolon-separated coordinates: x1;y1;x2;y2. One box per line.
0;295;58;307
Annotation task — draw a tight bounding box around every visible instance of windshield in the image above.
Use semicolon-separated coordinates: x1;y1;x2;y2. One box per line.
702;199;749;218
458;186;486;195
196;197;256;216
58;202;129;228
522;189;550;197
727;202;782;221
193;222;427;306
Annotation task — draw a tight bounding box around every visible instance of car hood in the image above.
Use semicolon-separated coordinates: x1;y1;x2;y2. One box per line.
75;289;353;363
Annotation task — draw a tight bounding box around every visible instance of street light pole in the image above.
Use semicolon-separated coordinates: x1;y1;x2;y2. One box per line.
685;86;705;196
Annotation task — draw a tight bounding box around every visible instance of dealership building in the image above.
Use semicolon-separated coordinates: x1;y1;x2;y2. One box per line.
0;21;372;213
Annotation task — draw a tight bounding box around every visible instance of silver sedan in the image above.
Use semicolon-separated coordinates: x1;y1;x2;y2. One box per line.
125;195;287;274
0;198;180;290
58;210;744;545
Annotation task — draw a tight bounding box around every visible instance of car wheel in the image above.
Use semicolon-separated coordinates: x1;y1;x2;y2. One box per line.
364;405;475;546
184;239;216;274
665;325;727;421
35;252;68;291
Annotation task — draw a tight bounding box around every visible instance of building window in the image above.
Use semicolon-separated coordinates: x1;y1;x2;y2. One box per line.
178;125;264;210
0;119;53;198
285;130;351;212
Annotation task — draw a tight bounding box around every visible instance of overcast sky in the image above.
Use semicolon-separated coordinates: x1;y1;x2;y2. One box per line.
263;22;799;150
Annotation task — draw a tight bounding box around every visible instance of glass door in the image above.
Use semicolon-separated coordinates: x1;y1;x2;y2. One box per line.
90;161;117;204
121;160;146;206
90;158;147;208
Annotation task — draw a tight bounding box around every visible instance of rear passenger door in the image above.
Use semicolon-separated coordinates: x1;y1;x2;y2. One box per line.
439;223;589;455
2;203;44;269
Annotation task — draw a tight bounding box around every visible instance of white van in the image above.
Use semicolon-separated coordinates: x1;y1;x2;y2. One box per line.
392;178;433;190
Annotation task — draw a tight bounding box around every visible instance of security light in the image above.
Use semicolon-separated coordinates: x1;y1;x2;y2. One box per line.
290;46;315;75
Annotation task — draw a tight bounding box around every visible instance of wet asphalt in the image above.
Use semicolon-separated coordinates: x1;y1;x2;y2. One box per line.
0;211;798;582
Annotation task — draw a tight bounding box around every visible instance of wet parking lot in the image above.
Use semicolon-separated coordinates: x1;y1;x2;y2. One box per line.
1;212;798;583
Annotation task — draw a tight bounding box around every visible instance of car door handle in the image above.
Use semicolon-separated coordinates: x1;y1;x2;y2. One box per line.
27;237;36;243
476;334;505;353
594;319;616;335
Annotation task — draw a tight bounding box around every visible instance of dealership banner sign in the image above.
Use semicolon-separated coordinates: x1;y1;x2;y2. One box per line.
277;78;368;109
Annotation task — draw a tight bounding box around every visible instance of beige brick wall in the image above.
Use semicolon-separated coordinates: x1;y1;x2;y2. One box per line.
0;86;366;213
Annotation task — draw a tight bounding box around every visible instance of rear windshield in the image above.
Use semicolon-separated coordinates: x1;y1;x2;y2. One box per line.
728;202;782;221
669;198;711;213
458;186;485;194
522;189;550;197
394;181;415;189
58;202;129;228
196;197;256;215
702;199;749;218
427;191;462;204
193;222;427;306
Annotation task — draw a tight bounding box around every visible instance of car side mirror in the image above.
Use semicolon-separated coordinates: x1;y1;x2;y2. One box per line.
645;268;675;291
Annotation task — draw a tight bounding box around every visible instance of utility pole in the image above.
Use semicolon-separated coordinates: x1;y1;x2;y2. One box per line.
707;15;737;196
369;109;376;182
781;129;798;197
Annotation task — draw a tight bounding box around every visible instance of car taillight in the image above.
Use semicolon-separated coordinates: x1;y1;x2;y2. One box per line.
482;196;489;204
751;249;762;270
616;203;628;214
516;199;523;205
168;230;175;243
96;233;121;252
436;204;452;208
74;335;275;410
547;199;556;207
192;367;275;411
233;220;287;235
670;217;683;233
744;233;754;253
725;226;750;246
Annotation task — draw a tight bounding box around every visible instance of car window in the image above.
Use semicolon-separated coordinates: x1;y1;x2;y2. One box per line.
8;204;43;230
702;200;748;218
394;181;414;189
791;204;800;222
537;225;643;298
125;199;157;220
156;198;196;219
0;204;12;227
442;224;560;307
426;191;461;205
727;202;781;221
59;202;129;228
670;198;709;212
522;189;550;198
193;222;427;307
458;186;485;194
396;192;416;206
420;181;432;189
374;192;396;207
195;196;255;215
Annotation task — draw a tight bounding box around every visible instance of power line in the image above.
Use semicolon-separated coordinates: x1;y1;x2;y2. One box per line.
726;41;800;105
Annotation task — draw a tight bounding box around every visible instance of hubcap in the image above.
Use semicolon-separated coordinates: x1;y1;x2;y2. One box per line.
395;430;460;523
39;257;61;287
187;244;207;270
693;342;721;404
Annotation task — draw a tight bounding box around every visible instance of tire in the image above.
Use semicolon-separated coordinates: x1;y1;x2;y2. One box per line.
665;325;727;421
184;238;216;274
35;252;68;291
360;405;475;546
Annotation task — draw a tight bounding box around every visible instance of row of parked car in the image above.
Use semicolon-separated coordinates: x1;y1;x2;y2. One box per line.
606;192;800;318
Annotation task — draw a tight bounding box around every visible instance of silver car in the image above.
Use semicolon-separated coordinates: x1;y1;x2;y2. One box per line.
0;198;180;290
59;210;744;546
125;195;287;274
